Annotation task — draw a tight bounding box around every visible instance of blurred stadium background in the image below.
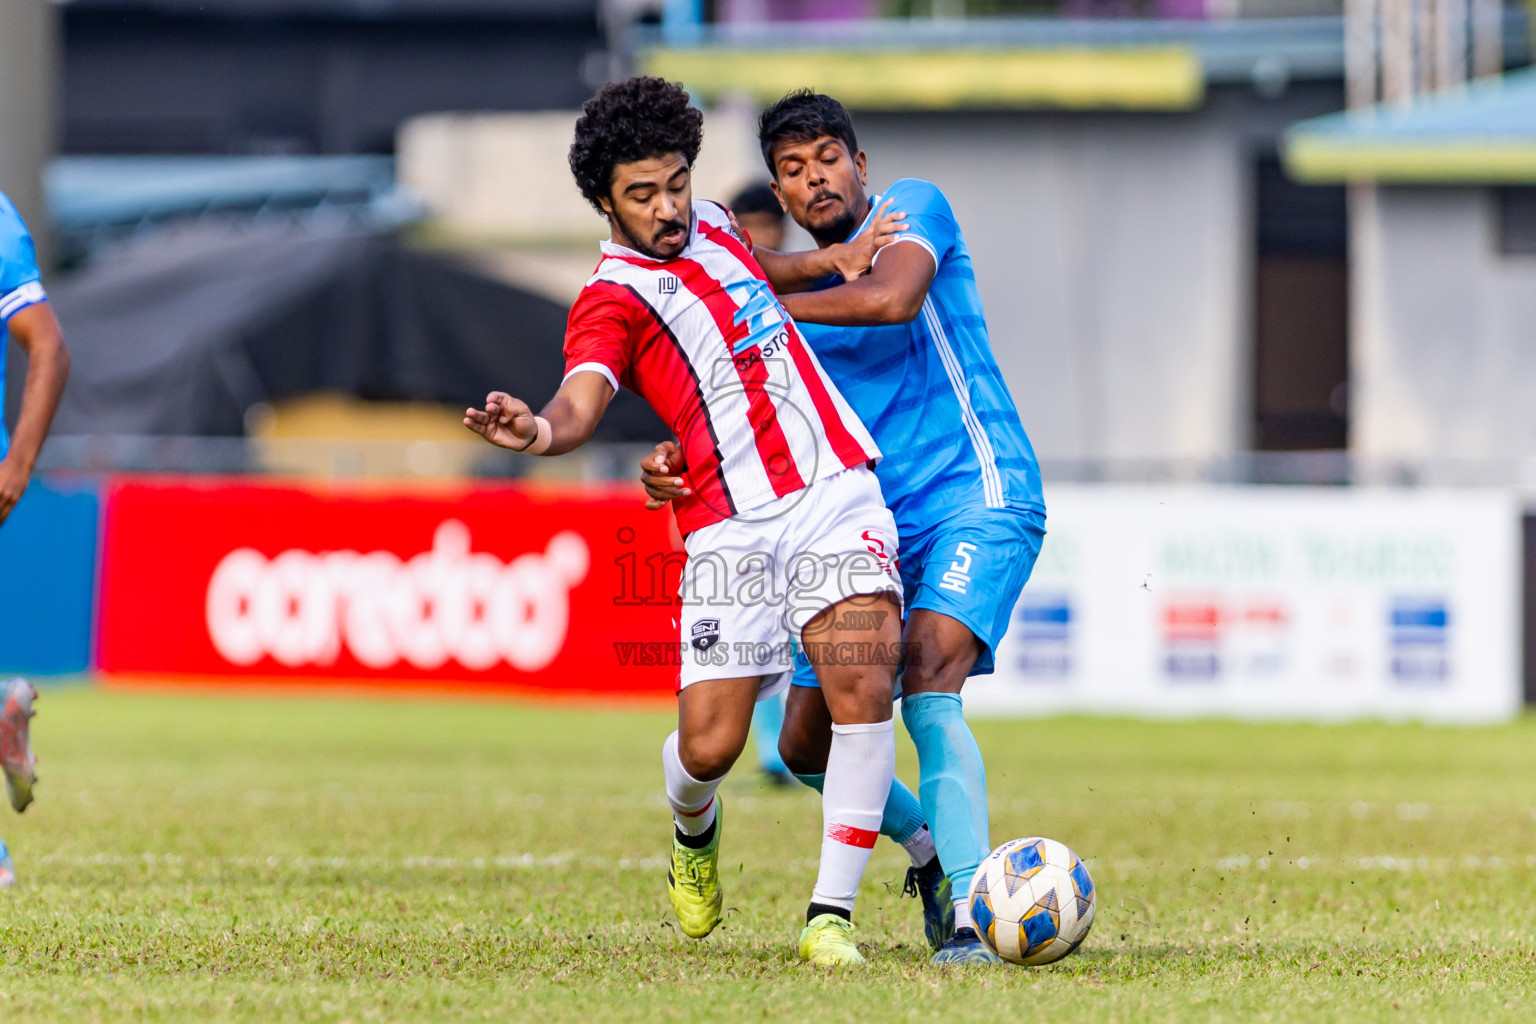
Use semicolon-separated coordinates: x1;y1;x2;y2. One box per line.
1;0;1532;713
2;1;1536;1015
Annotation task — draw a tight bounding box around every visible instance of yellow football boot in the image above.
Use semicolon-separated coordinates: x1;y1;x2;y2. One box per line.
797;913;865;966
666;799;723;938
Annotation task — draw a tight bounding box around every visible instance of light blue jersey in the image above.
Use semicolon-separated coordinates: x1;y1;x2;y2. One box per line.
787;179;1046;914
0;192;49;460
796;178;1043;540
793;178;1046;677
787;178;1045;916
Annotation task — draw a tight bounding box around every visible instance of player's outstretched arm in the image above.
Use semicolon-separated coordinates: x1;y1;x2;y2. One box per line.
463;371;614;456
0;302;70;525
751;201;907;294
778;240;936;328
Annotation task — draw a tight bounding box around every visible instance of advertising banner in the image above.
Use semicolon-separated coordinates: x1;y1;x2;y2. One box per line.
970;486;1521;724
98;479;682;697
0;477;100;675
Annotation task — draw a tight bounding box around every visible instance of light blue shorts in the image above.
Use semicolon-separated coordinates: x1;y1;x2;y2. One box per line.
792;504;1045;686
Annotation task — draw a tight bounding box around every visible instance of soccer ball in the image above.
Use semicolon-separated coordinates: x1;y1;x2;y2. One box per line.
968;837;1096;965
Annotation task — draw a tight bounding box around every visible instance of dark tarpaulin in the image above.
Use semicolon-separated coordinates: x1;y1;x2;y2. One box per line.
39;226;666;442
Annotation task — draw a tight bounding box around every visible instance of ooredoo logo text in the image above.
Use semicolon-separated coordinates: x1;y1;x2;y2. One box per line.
205;521;589;672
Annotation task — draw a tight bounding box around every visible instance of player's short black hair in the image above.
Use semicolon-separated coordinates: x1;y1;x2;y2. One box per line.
729;182;783;219
568;76;704;215
757;89;859;175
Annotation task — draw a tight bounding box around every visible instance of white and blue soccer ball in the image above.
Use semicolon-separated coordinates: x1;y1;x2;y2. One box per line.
968;836;1096;965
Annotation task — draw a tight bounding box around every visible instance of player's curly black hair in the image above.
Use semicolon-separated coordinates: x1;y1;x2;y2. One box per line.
757;89;859;176
568;77;704;215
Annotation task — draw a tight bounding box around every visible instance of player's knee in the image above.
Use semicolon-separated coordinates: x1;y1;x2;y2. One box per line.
851;665;897;705
902;641;972;694
819;663;898;723
777;732;826;776
679;730;746;781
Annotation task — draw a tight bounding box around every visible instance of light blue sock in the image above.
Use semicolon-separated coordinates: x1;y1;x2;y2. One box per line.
791;771;928;845
901;691;990;899
751;692;788;775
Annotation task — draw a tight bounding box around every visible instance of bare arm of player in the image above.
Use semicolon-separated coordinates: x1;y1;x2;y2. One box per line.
462;370;614;456
0;302;71;525
777;239;936;328
750;201;907;294
639;440;689;510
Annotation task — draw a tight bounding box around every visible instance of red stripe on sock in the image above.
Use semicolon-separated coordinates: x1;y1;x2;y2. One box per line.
675;797;714;818
825;823;878;849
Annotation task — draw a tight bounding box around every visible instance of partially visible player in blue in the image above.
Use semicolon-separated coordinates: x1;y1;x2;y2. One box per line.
0;189;71;886
643;91;1045;963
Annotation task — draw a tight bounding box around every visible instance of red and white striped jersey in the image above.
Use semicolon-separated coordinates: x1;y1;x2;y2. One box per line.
563;200;880;535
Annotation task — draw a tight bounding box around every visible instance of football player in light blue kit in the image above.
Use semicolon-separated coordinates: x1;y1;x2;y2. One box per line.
645;91;1045;963
0;189;71;886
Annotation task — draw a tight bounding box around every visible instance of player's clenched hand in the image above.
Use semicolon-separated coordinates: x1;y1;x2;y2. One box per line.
0;457;28;526
829;199;906;281
640;440;690;510
463;391;537;450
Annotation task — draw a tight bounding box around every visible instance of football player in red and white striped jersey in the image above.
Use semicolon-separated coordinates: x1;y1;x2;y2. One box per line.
463;77;903;966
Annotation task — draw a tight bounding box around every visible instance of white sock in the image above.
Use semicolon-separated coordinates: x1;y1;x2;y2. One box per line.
811;719;896;912
662;731;720;836
953;895;973;931
901;826;937;868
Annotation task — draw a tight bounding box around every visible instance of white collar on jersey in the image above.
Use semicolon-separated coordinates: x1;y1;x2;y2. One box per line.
598;211;699;262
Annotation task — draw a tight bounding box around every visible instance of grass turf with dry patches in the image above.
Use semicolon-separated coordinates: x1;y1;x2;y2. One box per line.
0;686;1533;1022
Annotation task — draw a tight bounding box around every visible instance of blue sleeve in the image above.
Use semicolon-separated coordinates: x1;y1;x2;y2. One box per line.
0;199;47;324
875;178;958;269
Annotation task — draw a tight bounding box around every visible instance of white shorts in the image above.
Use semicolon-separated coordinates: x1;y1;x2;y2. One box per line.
676;464;901;694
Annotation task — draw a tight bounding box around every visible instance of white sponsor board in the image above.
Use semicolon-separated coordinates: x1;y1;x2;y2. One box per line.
968;487;1521;724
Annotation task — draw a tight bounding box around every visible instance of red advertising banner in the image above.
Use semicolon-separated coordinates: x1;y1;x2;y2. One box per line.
98;477;681;697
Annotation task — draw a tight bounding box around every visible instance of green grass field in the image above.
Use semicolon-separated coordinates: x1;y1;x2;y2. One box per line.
2;685;1535;1022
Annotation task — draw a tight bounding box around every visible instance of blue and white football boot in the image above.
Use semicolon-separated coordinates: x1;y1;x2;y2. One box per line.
0;837;14;888
931;926;1003;965
1;679;37;813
